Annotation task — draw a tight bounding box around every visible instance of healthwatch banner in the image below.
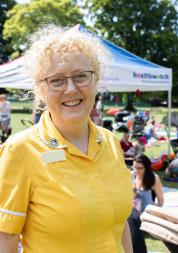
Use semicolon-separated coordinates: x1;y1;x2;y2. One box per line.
99;63;172;92
133;71;169;81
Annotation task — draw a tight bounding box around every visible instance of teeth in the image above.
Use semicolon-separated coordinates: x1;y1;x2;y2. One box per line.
63;99;81;106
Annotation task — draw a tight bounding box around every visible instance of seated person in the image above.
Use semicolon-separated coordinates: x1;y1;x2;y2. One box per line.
90;98;103;126
144;117;157;140
0;94;12;139
128;154;164;253
135;136;147;155
165;155;178;182
32;99;46;124
120;127;136;158
132;154;164;213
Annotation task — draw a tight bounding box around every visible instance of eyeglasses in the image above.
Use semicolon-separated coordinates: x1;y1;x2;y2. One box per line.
133;166;144;170
41;71;94;91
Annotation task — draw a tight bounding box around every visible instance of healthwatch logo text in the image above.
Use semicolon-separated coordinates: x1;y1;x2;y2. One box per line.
133;72;169;80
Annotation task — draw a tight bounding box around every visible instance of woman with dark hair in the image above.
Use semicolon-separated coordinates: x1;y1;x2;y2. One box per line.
132;154;164;212
128;154;164;253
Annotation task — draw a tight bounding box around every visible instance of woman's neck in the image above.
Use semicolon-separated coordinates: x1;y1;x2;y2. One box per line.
54;119;89;154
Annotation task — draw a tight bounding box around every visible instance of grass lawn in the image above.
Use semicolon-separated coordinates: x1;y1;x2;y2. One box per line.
11;112;32;134
7;104;178;252
145;236;168;252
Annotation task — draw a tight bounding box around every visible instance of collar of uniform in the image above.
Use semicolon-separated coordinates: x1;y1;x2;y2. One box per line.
38;110;103;159
38;110;67;149
87;119;103;160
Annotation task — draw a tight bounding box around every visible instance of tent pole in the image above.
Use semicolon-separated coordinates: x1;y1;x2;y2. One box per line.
167;89;172;157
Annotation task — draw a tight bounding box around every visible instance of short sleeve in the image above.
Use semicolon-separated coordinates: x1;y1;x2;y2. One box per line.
0;141;33;234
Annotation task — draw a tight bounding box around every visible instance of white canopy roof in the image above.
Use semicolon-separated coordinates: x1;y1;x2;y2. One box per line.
0;57;33;90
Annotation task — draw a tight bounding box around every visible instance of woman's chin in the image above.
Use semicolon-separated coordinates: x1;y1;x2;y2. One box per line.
62;112;87;124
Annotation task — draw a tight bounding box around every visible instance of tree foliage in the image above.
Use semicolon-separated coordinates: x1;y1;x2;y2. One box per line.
0;0;16;63
85;0;178;99
3;0;84;55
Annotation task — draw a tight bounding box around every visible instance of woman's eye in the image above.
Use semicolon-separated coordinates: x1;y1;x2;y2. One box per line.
50;78;65;85
74;73;88;82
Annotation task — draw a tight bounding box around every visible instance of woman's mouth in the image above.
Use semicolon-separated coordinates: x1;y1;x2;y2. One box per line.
62;99;82;107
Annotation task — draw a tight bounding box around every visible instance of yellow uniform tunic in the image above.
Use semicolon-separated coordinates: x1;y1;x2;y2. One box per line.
0;111;132;253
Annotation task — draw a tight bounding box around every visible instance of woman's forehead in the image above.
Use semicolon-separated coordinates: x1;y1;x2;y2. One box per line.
43;52;93;77
134;161;143;166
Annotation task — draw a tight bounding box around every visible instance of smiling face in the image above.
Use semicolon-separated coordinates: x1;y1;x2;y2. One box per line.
39;52;97;129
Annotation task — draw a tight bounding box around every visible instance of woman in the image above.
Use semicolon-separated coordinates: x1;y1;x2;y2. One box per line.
32;99;46;124
0;94;12;141
128;154;164;253
0;25;133;253
132;154;164;212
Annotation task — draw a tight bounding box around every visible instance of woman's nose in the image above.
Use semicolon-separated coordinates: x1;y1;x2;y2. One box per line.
64;78;77;94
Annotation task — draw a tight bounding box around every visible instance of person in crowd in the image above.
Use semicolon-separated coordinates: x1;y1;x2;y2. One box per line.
95;95;103;112
144;117;157;140
0;24;133;253
32;99;46;124
120;127;136;158
135;136;147;155
128;154;164;253
132;155;178;253
120;127;136;167
132;154;164;213
0;94;12;138
165;154;178;182
90;96;103;126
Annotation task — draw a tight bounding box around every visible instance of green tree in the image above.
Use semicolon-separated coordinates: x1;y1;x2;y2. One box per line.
0;0;16;64
85;0;178;101
3;0;84;55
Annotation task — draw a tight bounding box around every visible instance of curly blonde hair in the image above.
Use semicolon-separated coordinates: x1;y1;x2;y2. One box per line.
25;24;108;82
24;24;108;109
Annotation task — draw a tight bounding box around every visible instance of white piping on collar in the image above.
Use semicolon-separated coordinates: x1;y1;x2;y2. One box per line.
37;126;103;149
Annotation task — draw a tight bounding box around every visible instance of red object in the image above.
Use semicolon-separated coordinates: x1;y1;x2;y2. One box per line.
135;89;141;97
161;154;168;161
158;136;167;141
151;159;164;171
127;119;133;130
106;108;120;116
120;141;133;153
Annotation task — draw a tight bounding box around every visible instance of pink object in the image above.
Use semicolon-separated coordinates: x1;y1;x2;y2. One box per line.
139;136;147;145
145;143;151;148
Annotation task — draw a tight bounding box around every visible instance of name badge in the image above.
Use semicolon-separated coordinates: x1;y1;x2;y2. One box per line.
41;149;66;164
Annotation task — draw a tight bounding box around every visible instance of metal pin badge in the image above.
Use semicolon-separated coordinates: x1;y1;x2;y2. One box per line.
96;135;103;143
48;138;59;148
